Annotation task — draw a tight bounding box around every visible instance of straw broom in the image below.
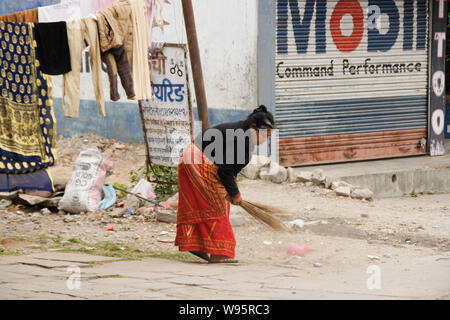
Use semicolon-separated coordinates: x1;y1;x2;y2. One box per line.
248;201;295;218
240;200;292;232
227;196;292;232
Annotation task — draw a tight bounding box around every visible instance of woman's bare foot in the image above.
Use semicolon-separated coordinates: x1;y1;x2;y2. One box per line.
190;251;209;262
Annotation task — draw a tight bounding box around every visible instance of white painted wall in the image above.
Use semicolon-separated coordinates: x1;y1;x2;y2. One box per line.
44;0;259;114
152;0;258;112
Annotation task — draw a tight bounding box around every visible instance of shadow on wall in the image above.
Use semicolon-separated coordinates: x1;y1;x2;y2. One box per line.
53;98;249;143
0;0;60;15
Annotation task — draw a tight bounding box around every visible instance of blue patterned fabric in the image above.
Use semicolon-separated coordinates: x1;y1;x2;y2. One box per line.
0;21;56;174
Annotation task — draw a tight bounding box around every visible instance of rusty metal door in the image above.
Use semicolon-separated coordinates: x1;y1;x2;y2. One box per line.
275;0;429;166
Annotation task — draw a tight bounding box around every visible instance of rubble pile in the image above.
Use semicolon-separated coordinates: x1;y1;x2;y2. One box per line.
241;155;374;201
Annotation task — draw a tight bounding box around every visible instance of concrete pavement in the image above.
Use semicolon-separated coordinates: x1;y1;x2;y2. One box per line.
1;251;449;299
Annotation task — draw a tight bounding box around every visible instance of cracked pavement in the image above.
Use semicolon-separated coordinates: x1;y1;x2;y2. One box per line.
1;250;449;299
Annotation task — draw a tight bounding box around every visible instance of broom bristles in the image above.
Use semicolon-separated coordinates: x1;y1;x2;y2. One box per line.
240;200;292;232
246;201;294;217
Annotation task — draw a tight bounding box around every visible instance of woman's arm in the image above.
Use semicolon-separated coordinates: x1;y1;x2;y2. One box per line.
217;165;239;197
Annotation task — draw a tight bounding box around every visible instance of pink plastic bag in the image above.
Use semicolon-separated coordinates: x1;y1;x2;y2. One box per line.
287;243;310;257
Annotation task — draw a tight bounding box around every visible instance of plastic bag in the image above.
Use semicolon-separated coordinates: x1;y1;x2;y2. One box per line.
127;178;156;200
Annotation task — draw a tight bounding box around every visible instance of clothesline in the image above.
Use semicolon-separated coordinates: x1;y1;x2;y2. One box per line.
0;0;154;118
0;0;154;183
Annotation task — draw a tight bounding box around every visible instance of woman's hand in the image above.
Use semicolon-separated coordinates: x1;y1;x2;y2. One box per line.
230;193;242;206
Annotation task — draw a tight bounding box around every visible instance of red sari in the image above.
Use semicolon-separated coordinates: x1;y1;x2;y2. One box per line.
175;143;236;258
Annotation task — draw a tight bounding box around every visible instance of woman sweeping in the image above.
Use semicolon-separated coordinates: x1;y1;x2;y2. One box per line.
175;105;275;263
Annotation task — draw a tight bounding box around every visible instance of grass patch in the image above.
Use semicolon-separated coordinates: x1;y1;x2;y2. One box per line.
68;238;85;244
0;246;21;256
0;235;30;242
56;239;195;262
0;234;197;262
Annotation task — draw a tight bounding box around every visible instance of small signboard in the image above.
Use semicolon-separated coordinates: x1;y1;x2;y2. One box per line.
140;44;193;167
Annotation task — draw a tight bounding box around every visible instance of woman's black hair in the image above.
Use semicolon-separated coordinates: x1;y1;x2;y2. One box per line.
247;105;275;130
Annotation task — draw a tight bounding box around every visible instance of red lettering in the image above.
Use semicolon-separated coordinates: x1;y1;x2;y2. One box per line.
330;0;364;53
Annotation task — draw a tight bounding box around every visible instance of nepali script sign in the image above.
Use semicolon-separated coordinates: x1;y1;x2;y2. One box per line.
141;44;193;167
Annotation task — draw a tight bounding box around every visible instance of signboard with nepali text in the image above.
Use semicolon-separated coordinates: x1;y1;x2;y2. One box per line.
140;44;193;167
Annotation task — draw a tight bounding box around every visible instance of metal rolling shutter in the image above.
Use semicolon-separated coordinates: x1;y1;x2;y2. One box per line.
275;0;429;166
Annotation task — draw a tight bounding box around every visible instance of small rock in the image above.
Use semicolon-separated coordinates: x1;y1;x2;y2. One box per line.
360;213;369;218
287;219;305;230
351;188;374;200
313;262;323;268
136;207;154;217
132;234;140;240
108;209;124;218
330;181;353;191
241;155;270;179
156;209;177;224
296;171;313;183
335;186;351;197
0;199;12;209
259;162;287;184
40;208;52;215
311;169;326;185
63;216;75;223
323;176;333;189
287;167;296;183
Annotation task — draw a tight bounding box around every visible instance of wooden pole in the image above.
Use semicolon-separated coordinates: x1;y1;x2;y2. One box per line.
181;0;210;131
137;100;153;182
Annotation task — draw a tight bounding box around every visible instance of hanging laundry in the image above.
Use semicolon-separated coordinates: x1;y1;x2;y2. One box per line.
95;0;153;100
96;2;135;101
94;0;117;12
38;0;82;22
102;46;135;101
38;0;96;22
145;0;153;25
0;8;38;23
62;18;105;118
95;0;152;25
34;22;71;75
152;0;171;34
0;21;56;174
130;0;152;100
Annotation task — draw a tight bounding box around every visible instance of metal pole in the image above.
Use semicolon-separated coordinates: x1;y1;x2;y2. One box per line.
181;0;210;131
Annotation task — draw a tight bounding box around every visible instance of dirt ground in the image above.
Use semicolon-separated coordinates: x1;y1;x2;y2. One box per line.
1;134;449;275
